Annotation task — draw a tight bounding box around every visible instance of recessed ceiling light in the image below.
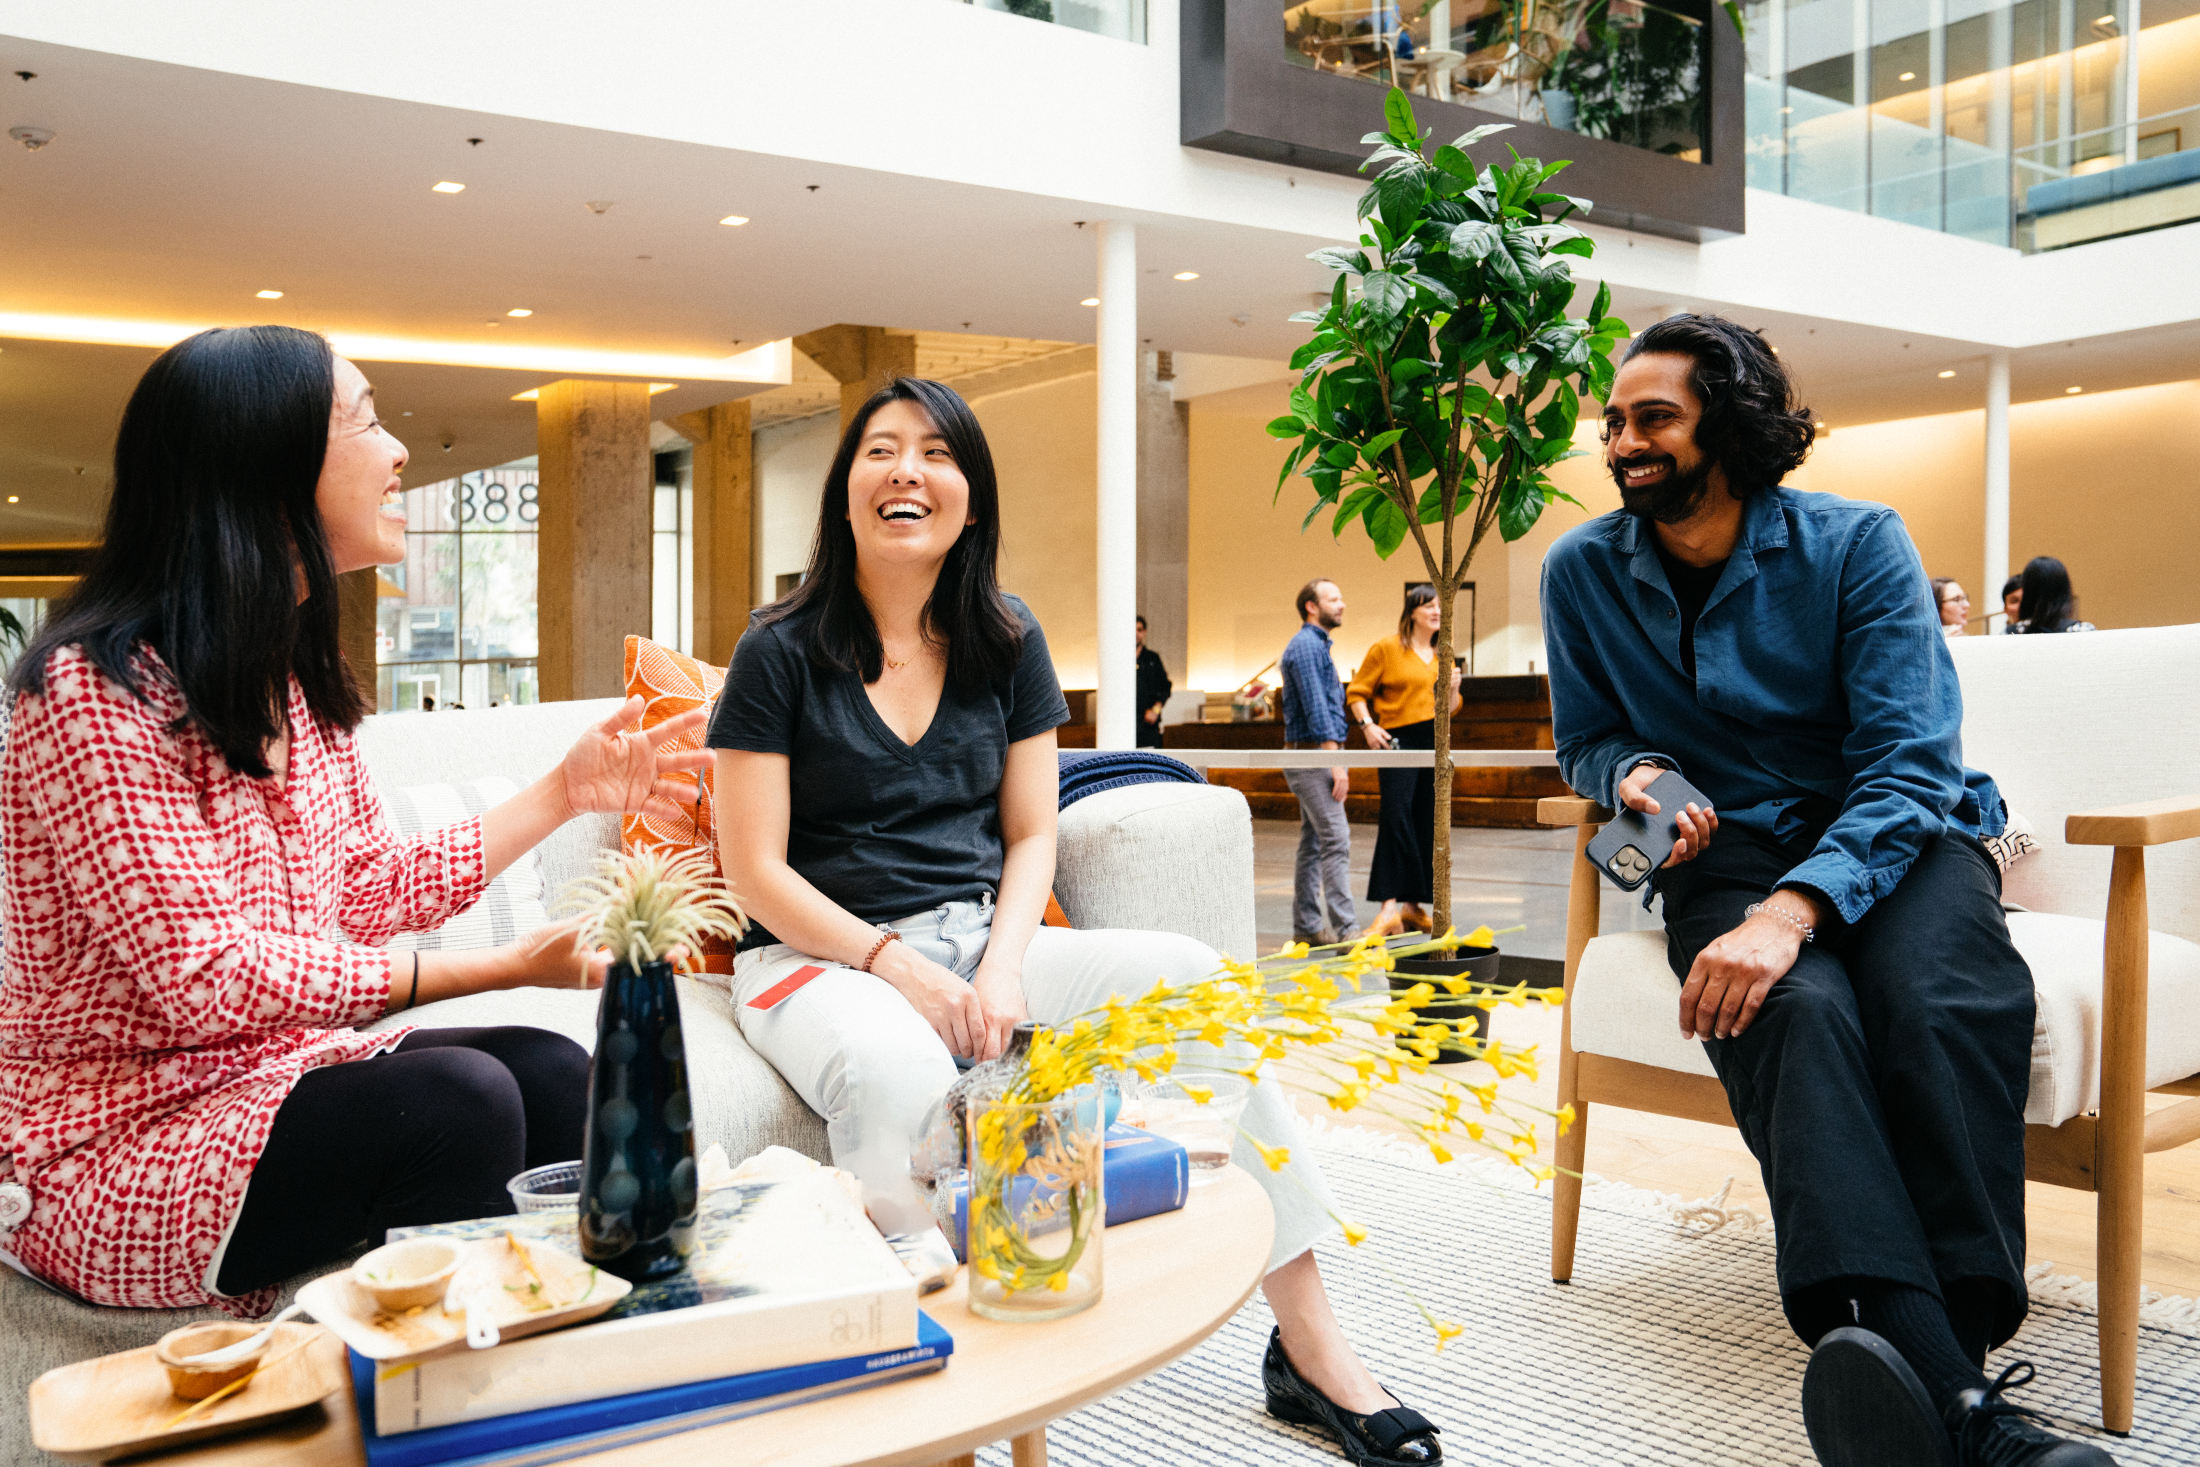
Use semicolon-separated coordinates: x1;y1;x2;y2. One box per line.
2066;385;2083;394
1080;297;1100;307
647;383;678;395
507;308;533;318
1938;369;1956;378
718;214;749;227
1814;419;1828;429
512;388;541;402
1173;271;1200;281
255;289;284;300
1898;71;1916;81
1779;106;1794;115
5;496;16;504
432;181;466;194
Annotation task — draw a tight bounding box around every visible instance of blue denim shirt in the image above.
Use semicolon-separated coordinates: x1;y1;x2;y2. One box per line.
1279;623;1350;744
1540;488;2005;926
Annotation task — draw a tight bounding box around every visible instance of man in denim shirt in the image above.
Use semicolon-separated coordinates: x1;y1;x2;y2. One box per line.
1544;317;2103;1467
1279;579;1358;945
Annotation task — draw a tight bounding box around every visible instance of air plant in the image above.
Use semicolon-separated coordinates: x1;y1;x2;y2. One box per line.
561;848;746;970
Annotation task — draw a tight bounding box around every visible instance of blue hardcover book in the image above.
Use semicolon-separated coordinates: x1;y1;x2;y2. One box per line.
355;1312;953;1467
947;1122;1189;1262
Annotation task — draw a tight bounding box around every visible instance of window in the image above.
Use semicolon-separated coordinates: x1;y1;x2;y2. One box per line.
378;464;540;711
653;447;694;655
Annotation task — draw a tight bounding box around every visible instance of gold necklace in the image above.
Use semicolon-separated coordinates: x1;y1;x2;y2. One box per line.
885;654;909;672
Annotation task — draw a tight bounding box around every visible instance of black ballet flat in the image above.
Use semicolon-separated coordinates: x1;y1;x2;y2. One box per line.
1263;1327;1443;1465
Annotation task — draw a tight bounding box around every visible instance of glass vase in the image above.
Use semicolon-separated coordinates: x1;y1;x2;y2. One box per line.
965;1090;1105;1322
578;957;698;1282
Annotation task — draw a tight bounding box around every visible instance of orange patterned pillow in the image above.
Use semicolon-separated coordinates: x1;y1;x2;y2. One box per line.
621;635;735;973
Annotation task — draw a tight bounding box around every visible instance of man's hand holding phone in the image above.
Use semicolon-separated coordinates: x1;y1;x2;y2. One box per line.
1618;762;1718;867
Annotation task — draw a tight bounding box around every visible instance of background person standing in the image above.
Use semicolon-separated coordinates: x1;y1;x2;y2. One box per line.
1134;614;1171;749
1277;580;1357;946
1348;584;1464;937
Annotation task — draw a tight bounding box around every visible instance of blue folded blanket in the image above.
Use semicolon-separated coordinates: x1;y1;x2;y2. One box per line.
1057;750;1204;810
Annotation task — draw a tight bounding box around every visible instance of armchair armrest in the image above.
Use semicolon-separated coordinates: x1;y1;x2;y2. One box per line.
2066;794;2200;847
1539;796;1611;827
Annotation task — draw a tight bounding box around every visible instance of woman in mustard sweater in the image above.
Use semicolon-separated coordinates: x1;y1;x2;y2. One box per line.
1347;585;1464;937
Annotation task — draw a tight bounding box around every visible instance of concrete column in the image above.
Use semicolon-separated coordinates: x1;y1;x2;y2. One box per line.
1984;349;2011;623
792;325;919;432
336;567;378;708
1136;350;1190;705
670;400;756;666
2119;0;2141;162
536;379;654;701
1094;221;1138;751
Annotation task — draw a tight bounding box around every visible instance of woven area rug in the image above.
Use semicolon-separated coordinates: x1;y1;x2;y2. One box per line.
980;1129;2200;1467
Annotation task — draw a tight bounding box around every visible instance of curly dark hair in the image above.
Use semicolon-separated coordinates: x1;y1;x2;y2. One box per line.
1620;314;1817;494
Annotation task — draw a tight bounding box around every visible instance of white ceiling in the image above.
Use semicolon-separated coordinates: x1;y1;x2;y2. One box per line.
2;32;2197;541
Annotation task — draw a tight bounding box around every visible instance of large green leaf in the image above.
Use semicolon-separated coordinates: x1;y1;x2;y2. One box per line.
1333;484;1385;536
1498;485;1547;541
1365;497;1410;558
1360;427;1408;462
1449;123;1513;150
1382;87;1419;146
1361;270;1411;318
1265;414;1303;439
1308;246;1371;276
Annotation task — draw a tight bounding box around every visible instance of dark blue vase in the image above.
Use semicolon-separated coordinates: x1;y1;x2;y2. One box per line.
578;958;698;1281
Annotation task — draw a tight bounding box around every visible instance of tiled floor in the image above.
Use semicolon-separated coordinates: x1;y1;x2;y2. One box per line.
1252;818;1661;961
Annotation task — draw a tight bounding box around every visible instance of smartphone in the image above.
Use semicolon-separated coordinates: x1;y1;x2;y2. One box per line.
1585;770;1713;891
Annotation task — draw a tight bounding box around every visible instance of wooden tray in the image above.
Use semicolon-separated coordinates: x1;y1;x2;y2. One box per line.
296;1233;629;1363
28;1322;344;1463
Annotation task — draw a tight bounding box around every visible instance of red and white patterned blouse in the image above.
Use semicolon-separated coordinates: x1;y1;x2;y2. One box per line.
0;645;487;1314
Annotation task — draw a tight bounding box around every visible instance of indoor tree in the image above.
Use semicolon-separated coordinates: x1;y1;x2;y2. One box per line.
1269;85;1628;937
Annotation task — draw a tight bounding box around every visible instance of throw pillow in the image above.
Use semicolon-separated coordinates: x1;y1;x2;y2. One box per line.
622;635;735;973
1982;810;2040;874
381;776;552;951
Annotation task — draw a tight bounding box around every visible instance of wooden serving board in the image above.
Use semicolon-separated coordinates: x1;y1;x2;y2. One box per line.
297;1234;628;1363
28;1323;345;1463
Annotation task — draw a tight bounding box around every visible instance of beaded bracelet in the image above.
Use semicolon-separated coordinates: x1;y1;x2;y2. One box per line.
1745;901;1816;944
861;928;904;973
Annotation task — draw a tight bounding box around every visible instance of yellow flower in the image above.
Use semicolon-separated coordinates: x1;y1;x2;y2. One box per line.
1433;1320;1465;1351
1181;1082;1214;1104
1428;1140;1453;1163
1252;1139;1291;1171
1341;1219;1369;1247
1047;1270;1070;1292
1462;925;1496;947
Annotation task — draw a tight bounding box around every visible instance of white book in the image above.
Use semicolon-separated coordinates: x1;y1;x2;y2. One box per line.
374;1171;919;1435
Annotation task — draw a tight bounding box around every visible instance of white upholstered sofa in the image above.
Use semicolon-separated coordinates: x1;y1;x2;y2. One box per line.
1;698;1257;1463
1540;624;2200;1433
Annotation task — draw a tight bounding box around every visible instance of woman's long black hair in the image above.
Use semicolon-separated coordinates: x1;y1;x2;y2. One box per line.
9;325;368;777
761;377;1023;690
2017;555;2080;632
1396;582;1437;643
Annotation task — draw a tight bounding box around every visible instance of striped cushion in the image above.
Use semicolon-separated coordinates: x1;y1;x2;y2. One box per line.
380;776;552;951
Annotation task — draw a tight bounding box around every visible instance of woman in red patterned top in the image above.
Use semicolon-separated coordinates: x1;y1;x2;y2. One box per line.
0;327;707;1314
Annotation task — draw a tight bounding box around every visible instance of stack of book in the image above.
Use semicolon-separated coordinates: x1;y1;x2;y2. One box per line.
356;1170;947;1467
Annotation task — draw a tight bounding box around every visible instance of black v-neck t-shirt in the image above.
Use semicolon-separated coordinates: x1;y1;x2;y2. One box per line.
1653;541;1728;684
706;593;1070;950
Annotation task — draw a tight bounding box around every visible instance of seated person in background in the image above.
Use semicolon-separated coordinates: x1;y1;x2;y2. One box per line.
0;327;704;1313
1542;314;2108;1467
1930;576;1970;637
713;378;1441;1466
2007;555;2096;634
1999;574;2023;632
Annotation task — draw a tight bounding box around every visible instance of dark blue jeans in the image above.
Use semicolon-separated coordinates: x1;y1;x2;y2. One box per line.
1656;828;2035;1350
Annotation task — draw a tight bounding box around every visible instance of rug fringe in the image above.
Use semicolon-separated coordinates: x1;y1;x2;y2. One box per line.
2023;1261;2200;1337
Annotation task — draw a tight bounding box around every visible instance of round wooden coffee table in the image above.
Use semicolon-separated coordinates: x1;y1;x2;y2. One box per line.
206;1167;1276;1467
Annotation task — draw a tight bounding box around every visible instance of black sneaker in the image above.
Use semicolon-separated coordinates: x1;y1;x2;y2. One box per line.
1947;1362;2118;1466
1801;1327;1956;1466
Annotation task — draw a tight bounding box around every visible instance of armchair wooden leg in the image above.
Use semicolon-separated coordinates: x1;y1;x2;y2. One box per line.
1553;822;1601;1285
2095;846;2150;1434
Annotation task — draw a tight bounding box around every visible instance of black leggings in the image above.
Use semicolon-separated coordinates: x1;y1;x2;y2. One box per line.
216;1026;590;1297
1368;719;1435;904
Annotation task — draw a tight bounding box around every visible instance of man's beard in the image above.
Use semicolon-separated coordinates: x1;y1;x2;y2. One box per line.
1614;453;1716;525
1316;608;1343;630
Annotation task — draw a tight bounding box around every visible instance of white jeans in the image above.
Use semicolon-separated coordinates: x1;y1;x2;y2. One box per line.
729;897;1338;1272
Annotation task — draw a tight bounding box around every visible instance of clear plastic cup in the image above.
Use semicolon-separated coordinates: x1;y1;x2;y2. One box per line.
506;1160;583;1213
1132;1075;1252;1184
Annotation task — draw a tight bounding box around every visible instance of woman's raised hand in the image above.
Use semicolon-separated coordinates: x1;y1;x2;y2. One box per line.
556;696;715;823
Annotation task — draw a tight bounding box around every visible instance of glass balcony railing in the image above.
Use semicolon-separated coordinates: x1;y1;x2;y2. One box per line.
2015;103;2200;249
1283;0;1710;162
947;0;1145;42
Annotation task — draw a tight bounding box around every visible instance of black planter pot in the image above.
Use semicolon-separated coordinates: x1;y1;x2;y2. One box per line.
578;957;698;1281
1388;942;1500;1065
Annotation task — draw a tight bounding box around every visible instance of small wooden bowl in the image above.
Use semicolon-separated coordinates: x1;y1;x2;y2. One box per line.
351;1238;460;1313
153;1323;267;1401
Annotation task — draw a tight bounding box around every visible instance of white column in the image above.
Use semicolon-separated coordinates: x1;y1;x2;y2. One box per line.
1094;221;1139;751
1984;349;2011;623
2119;0;2141;163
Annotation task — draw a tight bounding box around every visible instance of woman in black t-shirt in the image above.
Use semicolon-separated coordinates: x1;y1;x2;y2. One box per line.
709;379;1441;1465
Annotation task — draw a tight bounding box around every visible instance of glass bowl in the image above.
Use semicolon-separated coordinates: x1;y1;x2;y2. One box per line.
507;1160;583;1213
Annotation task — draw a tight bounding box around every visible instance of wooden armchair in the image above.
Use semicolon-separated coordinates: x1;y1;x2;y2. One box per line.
1539;625;2200;1433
